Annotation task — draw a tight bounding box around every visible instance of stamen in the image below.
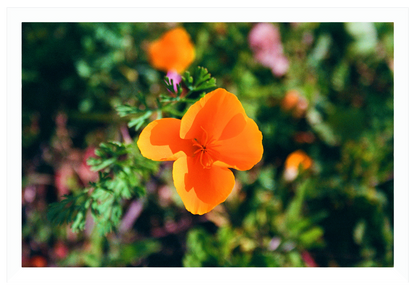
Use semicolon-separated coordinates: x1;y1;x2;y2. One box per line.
192;128;217;169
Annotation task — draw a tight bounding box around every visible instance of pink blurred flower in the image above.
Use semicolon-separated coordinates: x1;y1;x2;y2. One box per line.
302;250;318;267
249;23;281;52
54;241;69;259
248;23;289;77
55;163;73;197
271;55;290;77
77;147;98;185
55;147;98;197
166;70;182;93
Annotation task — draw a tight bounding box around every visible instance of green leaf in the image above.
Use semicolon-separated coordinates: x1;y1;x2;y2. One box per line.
308;34;331;66
299;227;324;248
127;110;153;131
115;104;142;118
193;66;216;91
71;211;87;232
182;71;193;87
109;240;162;266
195;78;216;91
47;191;90;232
163;76;183;97
286;180;309;223
89;156;118;171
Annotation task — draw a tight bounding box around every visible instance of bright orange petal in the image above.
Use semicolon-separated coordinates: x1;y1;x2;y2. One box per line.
285;150;312;170
214;118;263;171
180;88;248;141
148;27;195;73
172;156;235;215
137;118;192;161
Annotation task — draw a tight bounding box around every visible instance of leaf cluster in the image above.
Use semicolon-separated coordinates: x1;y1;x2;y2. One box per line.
182;66;216;92
48;141;158;235
115;66;216;130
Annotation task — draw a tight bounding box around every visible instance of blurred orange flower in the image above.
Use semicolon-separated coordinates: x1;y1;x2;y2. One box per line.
281;90;300;111
284;150;312;181
137;88;263;214
285;150;312;170
281;90;308;118
148;27;195;73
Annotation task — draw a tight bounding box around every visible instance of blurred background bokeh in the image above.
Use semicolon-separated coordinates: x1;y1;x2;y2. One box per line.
22;22;394;267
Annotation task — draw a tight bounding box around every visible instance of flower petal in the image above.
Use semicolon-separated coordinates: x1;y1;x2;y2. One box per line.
180;88;248;141
137;118;192;161
148;27;195;73
285;150;312;170
172;156;235;215
214;118;263;171
166;70;182;93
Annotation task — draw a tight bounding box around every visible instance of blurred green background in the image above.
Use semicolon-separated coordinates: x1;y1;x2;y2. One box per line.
22;22;393;267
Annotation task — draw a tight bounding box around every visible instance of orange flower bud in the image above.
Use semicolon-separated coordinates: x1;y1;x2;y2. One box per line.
283;150;312;181
285;150;312;170
148;27;195;73
281;90;300;111
281;90;309;117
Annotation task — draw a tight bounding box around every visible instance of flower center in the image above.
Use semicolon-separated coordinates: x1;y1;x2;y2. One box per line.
192;127;218;169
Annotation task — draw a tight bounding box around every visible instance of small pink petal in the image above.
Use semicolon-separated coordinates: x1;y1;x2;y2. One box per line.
166;70;182;93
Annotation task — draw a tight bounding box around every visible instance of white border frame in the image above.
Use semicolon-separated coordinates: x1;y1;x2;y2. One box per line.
5;6;412;288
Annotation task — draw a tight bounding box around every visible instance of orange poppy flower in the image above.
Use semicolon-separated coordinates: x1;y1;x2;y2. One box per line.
281;90;308;118
285;150;312;170
283;150;312;181
281;90;300;111
148;27;195;73
137;88;263;214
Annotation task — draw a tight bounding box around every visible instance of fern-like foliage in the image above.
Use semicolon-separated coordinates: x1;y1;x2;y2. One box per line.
47;67;217;236
48;142;158;235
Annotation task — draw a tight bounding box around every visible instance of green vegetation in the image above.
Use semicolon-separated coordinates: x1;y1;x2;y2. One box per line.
22;22;393;267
